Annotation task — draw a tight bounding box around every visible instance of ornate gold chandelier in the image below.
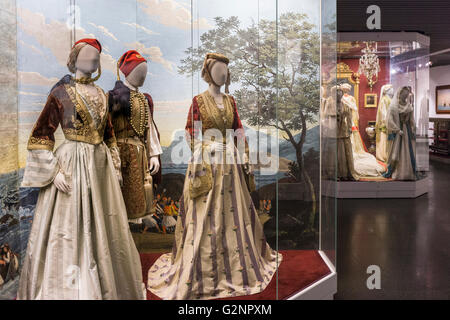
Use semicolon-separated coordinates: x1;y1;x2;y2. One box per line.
358;41;380;91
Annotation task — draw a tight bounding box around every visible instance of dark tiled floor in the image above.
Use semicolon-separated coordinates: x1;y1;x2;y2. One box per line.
335;161;450;299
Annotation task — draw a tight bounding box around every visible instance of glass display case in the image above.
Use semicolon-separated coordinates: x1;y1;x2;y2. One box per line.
333;32;430;198
0;0;336;300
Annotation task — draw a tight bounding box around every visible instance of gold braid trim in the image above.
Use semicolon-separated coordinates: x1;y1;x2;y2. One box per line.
199;91;234;135
196;95;214;132
27;136;55;151
63;83;106;145
73;62;102;84
104;137;117;148
205;52;229;64
129;91;149;138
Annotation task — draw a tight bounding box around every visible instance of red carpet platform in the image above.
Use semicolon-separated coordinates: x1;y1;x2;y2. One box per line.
140;250;331;300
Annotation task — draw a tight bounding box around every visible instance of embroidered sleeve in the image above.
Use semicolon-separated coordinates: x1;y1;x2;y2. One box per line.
185;97;202;151
145;94;162;157
21;150;60;188
22;94;62;188
143;93;162;185
148;121;163;157
103;112;117;149
27;94;61;151
103;112;122;181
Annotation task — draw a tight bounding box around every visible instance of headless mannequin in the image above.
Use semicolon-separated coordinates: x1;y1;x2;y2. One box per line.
399;87;411;105
206;61;228;158
124;62;147;89
336;88;344;107
54;45;102;194
386;87;394;99
375;85;395;162
122;62;160;175
75;45;100;96
397;87;412;137
208;61;228;108
341;85;360;131
206;61;251;173
342;86;357;106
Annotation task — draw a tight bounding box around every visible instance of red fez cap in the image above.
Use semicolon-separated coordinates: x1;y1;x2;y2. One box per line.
118;50;147;77
73;38;102;53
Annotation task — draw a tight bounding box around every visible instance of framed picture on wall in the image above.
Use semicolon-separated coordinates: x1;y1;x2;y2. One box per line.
436;85;450;114
364;93;377;108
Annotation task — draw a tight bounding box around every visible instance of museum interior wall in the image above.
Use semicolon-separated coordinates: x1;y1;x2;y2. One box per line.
429;65;450;155
430;65;450;119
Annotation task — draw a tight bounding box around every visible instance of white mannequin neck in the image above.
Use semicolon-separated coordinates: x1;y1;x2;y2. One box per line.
206;61;228;103
74;46;100;95
75;70;93;81
124;79;138;92
75;45;99;80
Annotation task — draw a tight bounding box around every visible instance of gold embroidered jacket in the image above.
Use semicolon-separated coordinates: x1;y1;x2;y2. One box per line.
27;75;117;151
185;90;254;198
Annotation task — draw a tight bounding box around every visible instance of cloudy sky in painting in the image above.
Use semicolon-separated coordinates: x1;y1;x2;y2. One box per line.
17;0;320;156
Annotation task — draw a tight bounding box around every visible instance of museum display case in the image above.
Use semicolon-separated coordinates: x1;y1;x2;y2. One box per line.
430;118;450;156
332;32;430;198
0;0;336;300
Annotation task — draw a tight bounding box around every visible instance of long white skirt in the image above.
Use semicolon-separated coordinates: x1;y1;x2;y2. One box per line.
376;131;388;162
148;148;281;300
351;130;385;177
18;140;144;300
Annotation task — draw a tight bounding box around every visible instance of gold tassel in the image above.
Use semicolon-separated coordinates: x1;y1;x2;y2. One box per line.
116;59;121;81
225;69;231;94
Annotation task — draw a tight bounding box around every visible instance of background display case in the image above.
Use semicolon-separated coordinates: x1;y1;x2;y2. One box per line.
333;32;430;198
430;118;450;156
0;0;336;300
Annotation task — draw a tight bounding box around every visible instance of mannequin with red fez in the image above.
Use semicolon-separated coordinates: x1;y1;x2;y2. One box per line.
18;39;145;300
108;50;162;222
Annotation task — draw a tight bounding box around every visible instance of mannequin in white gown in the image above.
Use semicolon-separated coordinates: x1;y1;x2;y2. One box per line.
376;84;394;162
383;86;417;180
340;83;386;177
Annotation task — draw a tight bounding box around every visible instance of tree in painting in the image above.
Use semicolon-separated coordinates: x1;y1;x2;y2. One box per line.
179;13;320;231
